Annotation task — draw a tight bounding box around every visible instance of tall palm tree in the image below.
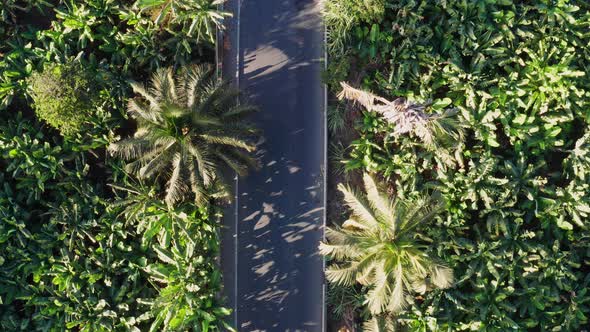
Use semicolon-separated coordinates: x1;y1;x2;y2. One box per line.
319;173;453;316
109;64;258;206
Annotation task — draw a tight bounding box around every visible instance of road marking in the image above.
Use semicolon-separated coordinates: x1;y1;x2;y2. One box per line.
234;0;241;327
322;0;328;329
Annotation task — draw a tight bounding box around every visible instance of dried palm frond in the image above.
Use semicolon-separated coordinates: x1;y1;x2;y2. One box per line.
338;82;463;157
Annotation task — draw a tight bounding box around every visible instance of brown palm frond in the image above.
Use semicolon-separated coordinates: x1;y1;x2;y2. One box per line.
338;82;463;152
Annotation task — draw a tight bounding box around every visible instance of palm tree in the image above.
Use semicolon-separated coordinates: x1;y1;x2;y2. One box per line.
319;173;453;316
108;64;258;206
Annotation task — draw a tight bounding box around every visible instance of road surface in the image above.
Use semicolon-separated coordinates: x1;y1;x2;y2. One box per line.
220;0;326;331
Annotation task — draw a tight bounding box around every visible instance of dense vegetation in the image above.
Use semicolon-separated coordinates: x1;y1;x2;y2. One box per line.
324;0;590;331
0;0;245;330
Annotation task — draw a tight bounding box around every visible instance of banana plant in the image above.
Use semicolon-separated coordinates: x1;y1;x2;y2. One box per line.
136;0;230;44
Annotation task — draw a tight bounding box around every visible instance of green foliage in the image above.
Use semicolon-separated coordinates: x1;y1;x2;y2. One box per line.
28;62;102;136
323;55;350;95
0;113;64;200
109;64;258;206
0;0;228;114
136;0;230;44
327;283;368;324
0;0;52;23
113;188;232;331
0;139;231;330
326;0;590;330
323;0;385;57
0;29;37;109
0;0;235;330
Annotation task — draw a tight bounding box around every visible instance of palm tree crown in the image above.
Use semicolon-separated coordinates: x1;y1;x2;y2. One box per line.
109;64;258;206
320;173;453;316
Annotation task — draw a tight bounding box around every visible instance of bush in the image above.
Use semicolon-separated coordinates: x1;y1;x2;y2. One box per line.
324;0;385;57
0;0;234;330
28;62;101;136
0;148;231;330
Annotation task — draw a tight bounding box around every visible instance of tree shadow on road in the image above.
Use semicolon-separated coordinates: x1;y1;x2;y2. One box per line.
221;0;326;331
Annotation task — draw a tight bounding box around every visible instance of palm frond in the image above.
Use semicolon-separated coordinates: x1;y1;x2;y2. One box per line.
341;218;369;231
222;104;258;119
325;262;364;286
386;264;406;313
338;183;378;229
397;194;443;236
318;242;358;261
186;141;214;186
200;134;256;151
363;173;393;226
430;264;454;289
150;67;177;104
138;143;175;179
183;64;214;110
128;98;162;123
215;150;248;176
193;80;229;115
362;315;398;332
224;148;260;171
191;113;223;127
338;82;391;111
131;81;160;111
109;138;157;160
366;264;392;314
164;153;186;206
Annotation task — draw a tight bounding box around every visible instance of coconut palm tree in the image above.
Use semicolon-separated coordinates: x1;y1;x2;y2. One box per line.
319;173;453;316
108;64;258;206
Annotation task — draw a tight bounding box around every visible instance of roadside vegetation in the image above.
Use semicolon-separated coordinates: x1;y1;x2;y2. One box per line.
323;0;590;331
0;0;252;330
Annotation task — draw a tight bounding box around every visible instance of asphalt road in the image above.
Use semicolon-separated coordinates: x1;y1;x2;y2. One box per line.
220;0;326;331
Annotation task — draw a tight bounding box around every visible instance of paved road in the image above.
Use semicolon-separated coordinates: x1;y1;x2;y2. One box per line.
220;0;326;331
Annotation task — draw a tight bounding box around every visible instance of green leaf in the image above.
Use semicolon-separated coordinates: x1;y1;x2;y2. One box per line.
154;246;176;264
487;136;500;147
431;98;452;110
556;218;573;231
370;24;379;42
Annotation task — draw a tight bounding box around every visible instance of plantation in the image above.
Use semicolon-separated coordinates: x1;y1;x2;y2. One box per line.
5;0;590;330
0;0;247;330
324;0;590;331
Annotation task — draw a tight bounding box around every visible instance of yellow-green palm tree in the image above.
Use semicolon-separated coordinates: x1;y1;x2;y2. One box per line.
109;64;258;206
320;173;453;316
